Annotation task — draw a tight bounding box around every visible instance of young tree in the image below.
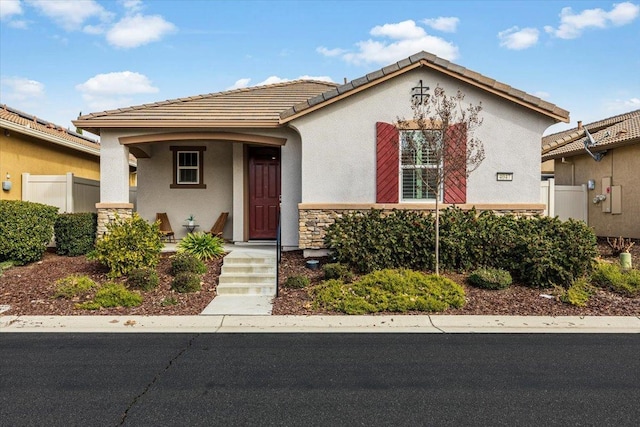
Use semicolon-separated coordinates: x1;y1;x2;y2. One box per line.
397;85;485;275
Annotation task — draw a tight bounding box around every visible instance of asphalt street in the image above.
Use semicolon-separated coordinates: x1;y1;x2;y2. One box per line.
1;333;639;426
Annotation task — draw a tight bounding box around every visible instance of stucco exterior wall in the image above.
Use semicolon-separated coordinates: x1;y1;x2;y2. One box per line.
0;132;99;201
290;68;556;206
554;144;640;238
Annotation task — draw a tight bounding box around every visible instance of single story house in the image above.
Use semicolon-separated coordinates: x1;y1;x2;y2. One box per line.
542;109;640;239
74;51;569;254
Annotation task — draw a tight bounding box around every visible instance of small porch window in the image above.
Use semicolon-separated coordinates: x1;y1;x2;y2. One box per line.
170;146;206;189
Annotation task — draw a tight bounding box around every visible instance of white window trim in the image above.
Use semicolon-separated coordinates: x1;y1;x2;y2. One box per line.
399;130;442;203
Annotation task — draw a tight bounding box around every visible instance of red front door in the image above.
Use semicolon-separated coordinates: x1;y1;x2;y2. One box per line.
249;147;280;239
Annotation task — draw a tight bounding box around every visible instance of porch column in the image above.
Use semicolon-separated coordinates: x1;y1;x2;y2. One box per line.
96;130;133;236
232;142;244;242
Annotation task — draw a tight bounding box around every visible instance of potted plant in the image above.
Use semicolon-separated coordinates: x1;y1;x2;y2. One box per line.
186;214;195;227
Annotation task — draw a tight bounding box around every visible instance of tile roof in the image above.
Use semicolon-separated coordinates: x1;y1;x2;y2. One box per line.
280;51;570;124
74;80;338;135
1;104;100;155
541;109;640;161
75;51;569;136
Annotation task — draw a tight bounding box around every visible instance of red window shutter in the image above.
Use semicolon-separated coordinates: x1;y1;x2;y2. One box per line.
443;123;467;204
376;122;399;203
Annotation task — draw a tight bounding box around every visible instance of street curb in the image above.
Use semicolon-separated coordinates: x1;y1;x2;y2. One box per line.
1;315;639;333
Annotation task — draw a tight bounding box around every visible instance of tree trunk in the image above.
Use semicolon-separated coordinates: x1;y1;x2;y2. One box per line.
435;197;440;276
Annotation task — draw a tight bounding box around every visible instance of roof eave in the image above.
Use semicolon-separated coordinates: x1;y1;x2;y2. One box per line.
73;119;284;134
2;119;101;157
280;58;570;125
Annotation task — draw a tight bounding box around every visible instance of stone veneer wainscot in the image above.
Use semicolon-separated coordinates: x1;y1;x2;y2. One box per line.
96;203;134;238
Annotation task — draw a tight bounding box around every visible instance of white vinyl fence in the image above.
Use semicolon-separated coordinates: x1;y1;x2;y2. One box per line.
540;178;588;222
22;172;137;213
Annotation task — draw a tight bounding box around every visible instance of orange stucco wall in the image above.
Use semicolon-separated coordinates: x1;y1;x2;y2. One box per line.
0;131;100;201
554;144;640;239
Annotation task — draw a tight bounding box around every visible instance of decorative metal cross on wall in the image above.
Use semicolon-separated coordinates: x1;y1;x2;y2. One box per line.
411;79;430;102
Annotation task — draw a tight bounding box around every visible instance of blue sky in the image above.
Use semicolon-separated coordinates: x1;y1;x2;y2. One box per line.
1;0;638;138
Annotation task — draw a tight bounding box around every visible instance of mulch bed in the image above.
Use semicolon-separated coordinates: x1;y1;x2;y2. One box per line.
0;251;222;316
1;238;639;316
272;239;640;316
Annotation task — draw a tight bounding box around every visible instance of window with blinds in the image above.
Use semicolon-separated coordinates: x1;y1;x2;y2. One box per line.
400;130;441;201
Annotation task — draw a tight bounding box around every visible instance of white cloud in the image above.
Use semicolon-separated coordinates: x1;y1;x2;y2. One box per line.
297;75;333;82
106;13;176;48
76;71;158;94
545;2;640;39
75;71;158;110
605;97;640;111
0;76;45;101
317;46;347;57
227;78;251;90
608;1;640;24
498;26;539;50
534;91;551;99
9;19;28;29
423;16;460;33
120;0;144;13
27;0;113;32
227;75;334;90
370;20;426;39
321;19;459;66
0;0;22;19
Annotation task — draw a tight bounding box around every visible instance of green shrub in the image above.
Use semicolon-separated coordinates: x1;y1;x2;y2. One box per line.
76;282;142;309
509;217;597;288
177;232;225;261
127;267;159;291
323;263;353;282
560;278;595;307
592;262;640;296
325;209;435;273
171;272;202;293
312;269;465;314
170;252;207;275
53;274;97;299
54;213;97;256
468;267;512;290
88;213;163;278
324;207;597;287
0;200;58;265
284;275;310;289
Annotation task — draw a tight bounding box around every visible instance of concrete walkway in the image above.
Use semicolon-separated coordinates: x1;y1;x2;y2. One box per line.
1;315;639;333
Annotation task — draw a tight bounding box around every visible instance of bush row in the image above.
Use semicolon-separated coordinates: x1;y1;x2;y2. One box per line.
325;207;597;288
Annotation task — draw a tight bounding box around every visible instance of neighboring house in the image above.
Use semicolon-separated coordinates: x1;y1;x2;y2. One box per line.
74;51;569;253
0;104;137;209
542;109;640;239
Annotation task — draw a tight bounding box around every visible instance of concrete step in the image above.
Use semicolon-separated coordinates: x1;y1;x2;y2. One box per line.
223;254;276;266
221;264;276;275
218;273;275;285
216;283;276;296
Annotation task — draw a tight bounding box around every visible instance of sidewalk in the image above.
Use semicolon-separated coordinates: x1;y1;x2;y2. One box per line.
2;315;639;333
